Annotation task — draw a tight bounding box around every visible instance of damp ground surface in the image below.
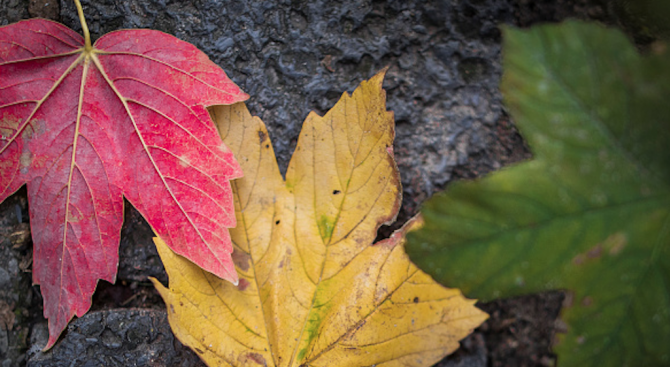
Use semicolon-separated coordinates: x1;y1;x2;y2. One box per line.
0;0;638;366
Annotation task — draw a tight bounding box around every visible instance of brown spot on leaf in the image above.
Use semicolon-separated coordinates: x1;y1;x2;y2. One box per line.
573;243;604;265
604;232;627;255
232;250;251;271
1;114;21;138
354;319;367;331
21;119;45;140
20;151;33;168
413;297;419;303
581;296;593;307
195;347;204;354
258;130;267;143
587;244;602;258
67;208;84;223
0;158;14;173
237;278;250;291
22;125;34;140
239;352;267;366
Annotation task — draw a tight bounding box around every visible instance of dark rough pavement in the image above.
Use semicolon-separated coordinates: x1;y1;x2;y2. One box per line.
27;309;205;367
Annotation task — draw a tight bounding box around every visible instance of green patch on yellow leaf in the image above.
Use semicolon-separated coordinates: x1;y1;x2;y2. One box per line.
152;71;487;367
317;215;335;243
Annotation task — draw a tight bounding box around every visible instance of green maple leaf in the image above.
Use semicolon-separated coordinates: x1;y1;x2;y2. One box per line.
406;21;670;366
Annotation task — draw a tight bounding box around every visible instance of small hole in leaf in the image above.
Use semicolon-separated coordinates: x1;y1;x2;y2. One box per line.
333;190;341;195
275;220;281;225
265;144;270;148
413;297;419;303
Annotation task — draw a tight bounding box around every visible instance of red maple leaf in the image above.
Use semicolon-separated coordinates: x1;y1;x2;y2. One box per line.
0;16;247;349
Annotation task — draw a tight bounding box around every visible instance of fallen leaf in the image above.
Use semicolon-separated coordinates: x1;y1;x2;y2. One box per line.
0;18;247;348
153;71;487;367
406;21;670;366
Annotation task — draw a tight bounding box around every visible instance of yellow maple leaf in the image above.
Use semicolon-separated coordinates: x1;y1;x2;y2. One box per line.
152;71;488;367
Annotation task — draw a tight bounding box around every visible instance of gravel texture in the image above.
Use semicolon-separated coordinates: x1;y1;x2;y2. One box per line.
0;0;615;365
27;309;205;367
0;188;38;367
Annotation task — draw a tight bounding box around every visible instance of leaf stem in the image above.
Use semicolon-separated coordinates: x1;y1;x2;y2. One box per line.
74;0;92;51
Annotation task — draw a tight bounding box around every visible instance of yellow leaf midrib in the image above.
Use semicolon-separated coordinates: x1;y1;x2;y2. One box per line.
288;84;395;366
